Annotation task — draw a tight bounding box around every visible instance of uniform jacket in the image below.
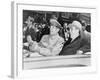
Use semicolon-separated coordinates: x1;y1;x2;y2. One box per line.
37;34;64;56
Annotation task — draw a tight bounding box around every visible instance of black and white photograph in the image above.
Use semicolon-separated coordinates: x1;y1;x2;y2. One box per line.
23;10;91;69
11;2;97;78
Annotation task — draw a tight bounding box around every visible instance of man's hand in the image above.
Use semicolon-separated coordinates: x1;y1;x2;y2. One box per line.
23;42;29;47
76;50;83;55
29;41;38;51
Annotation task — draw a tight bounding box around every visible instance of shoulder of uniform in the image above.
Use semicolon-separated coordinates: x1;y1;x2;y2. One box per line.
41;35;49;40
42;35;49;38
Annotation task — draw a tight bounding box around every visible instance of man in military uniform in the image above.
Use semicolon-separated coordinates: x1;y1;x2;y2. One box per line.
29;19;64;56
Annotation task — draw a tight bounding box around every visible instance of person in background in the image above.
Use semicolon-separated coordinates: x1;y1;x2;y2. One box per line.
40;23;50;39
86;24;91;32
81;20;91;44
24;16;37;42
63;22;70;41
29;19;64;56
59;21;91;55
23;16;37;51
62;23;72;46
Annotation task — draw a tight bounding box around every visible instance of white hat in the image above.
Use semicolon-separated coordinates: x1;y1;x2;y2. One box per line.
69;21;82;30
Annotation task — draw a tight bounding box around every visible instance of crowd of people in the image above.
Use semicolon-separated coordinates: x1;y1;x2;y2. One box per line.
23;14;91;57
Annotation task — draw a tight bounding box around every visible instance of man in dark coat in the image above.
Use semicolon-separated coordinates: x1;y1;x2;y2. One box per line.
59;21;91;55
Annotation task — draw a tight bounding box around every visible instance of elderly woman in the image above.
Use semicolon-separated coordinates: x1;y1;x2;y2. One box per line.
59;21;91;55
28;19;64;56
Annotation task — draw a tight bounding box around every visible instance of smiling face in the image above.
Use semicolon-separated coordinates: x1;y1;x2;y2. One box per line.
50;25;59;35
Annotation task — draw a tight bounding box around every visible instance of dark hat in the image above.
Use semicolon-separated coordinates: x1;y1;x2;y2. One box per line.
50;19;62;29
